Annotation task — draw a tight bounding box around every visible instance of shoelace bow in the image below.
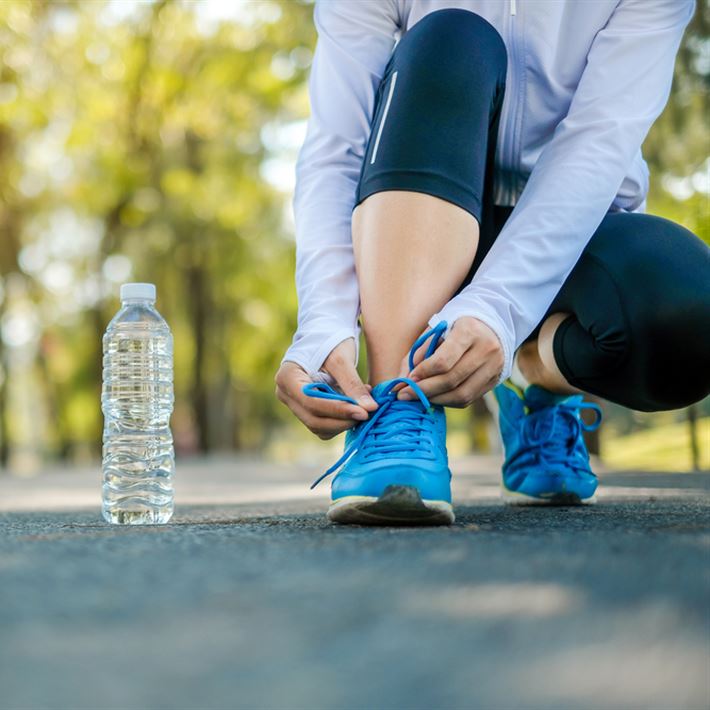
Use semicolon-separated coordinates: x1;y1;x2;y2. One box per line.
515;399;602;472
303;322;447;489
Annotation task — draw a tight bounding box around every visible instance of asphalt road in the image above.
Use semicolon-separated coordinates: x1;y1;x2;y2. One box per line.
0;457;708;710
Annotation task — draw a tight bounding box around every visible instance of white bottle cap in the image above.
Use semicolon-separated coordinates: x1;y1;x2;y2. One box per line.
120;283;156;302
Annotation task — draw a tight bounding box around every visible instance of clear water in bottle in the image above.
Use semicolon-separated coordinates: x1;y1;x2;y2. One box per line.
101;283;174;524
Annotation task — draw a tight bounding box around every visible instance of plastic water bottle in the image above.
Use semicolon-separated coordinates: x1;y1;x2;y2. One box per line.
101;283;174;524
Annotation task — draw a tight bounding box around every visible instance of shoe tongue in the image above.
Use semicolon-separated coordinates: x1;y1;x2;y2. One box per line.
524;385;579;410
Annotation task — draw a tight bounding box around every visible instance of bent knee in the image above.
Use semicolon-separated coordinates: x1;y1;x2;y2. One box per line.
636;301;710;410
400;9;507;90
554;313;630;387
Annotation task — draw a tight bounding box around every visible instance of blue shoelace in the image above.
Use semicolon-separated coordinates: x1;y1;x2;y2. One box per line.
514;398;603;472
303;322;447;489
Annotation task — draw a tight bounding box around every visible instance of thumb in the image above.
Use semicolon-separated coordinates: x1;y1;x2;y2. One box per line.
328;358;378;411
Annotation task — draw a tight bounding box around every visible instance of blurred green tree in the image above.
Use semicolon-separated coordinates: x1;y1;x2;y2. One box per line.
644;3;709;243
0;0;314;464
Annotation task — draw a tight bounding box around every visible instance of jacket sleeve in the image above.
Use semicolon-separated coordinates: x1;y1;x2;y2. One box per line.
281;1;399;376
430;0;695;380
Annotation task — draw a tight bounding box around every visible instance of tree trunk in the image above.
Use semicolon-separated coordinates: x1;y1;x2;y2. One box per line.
36;334;72;461
687;404;700;472
469;397;492;453
187;263;210;452
0;332;8;470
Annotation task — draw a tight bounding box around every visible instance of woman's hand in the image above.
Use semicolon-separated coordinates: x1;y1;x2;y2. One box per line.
398;317;504;407
275;338;378;439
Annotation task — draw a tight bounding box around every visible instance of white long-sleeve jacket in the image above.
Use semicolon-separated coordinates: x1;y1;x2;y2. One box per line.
282;0;694;381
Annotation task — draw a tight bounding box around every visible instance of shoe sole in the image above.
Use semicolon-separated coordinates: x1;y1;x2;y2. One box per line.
501;486;596;506
328;485;455;526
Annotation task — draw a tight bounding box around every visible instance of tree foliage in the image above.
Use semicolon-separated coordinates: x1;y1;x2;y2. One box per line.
0;0;314;464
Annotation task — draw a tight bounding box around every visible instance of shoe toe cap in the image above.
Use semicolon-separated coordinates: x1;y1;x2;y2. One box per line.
332;460;452;503
506;467;597;501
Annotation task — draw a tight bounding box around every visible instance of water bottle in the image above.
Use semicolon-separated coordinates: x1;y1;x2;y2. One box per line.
101;283;174;524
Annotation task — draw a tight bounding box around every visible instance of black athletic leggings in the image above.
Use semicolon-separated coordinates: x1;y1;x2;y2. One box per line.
355;9;710;412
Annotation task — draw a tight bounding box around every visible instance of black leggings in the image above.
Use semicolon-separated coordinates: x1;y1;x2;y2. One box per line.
355;9;710;412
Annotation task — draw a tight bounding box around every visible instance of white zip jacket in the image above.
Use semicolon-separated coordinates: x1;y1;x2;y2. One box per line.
282;0;694;381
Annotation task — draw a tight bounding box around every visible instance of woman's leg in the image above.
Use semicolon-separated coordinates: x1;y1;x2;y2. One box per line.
519;213;710;411
318;9;506;525
353;193;477;383
352;9;507;384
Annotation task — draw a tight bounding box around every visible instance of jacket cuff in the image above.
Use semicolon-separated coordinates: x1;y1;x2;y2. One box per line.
282;325;361;381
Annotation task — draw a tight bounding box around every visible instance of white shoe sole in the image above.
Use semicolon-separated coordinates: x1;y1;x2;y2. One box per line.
328;485;455;526
501;486;597;506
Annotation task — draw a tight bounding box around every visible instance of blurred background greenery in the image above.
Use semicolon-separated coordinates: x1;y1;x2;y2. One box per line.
0;0;707;475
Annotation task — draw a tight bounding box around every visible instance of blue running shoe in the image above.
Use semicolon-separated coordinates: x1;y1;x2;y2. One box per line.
304;323;454;525
494;381;602;505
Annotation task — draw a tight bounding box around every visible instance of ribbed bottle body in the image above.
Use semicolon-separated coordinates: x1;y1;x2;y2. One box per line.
101;302;174;525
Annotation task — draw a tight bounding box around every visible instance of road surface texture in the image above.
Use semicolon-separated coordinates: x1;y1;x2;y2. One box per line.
1;456;708;710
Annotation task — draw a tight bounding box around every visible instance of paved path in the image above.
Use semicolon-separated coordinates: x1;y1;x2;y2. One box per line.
0;458;708;710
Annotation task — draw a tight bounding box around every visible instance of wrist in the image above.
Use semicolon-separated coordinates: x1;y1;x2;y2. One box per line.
283;325;361;379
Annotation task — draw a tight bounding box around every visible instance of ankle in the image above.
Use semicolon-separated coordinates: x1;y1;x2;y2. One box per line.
516;342;578;395
515;343;542;388
367;352;408;385
369;370;401;387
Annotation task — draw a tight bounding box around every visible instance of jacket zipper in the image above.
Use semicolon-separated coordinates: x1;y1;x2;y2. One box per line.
507;0;521;202
496;1;521;204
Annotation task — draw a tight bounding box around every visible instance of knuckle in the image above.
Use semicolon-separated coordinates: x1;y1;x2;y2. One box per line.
488;335;502;353
457;319;477;339
422;365;439;378
442;371;459;388
456;388;474;407
441;352;456;370
450;396;467;409
450;370;466;388
428;357;447;375
344;376;362;391
412;364;428;379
